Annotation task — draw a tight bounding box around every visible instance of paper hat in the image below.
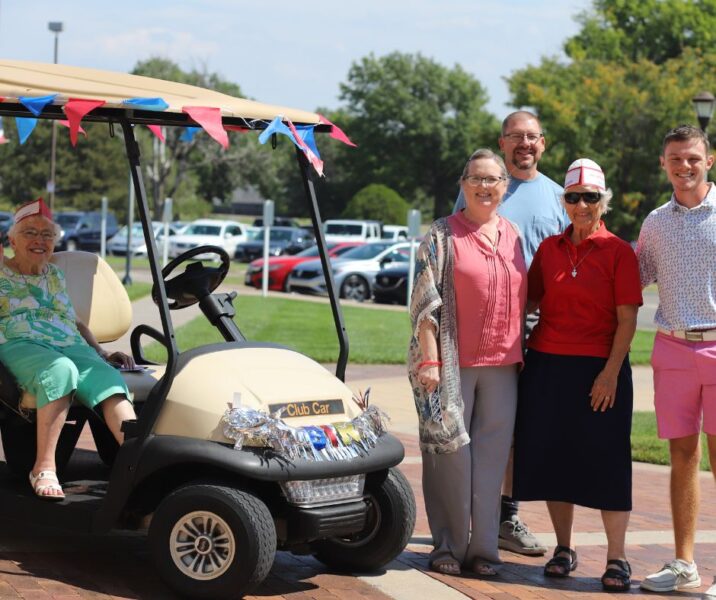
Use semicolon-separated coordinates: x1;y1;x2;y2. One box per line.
14;198;53;223
564;158;606;191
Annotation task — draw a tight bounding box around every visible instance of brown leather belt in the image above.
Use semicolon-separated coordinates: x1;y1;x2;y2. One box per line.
657;328;716;342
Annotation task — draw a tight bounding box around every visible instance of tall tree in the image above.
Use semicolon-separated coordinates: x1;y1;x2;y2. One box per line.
565;0;716;64
336;52;499;217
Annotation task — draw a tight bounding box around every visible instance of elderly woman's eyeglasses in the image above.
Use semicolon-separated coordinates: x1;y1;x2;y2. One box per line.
462;175;506;188
18;229;56;241
564;192;601;205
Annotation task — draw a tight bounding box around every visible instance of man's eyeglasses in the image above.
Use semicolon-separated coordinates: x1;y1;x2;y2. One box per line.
462;175;506;188
18;229;56;241
502;132;543;143
564;192;602;205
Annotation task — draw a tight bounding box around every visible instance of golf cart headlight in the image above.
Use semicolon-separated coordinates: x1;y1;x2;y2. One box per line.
280;475;365;507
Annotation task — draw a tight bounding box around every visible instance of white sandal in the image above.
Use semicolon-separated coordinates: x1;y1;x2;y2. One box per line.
29;470;65;501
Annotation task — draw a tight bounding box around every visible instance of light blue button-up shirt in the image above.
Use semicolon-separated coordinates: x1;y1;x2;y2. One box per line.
637;183;716;330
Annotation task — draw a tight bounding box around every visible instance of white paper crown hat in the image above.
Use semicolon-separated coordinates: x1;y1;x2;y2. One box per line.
564;158;605;191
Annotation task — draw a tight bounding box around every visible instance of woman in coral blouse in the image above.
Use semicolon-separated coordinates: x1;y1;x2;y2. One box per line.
408;148;527;576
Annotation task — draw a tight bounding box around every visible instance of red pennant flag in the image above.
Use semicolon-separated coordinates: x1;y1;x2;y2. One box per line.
58;120;87;138
147;124;165;142
64;98;105;146
318;113;357;147
182;106;228;149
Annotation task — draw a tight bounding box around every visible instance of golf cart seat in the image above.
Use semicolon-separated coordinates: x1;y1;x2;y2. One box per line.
2;251;165;413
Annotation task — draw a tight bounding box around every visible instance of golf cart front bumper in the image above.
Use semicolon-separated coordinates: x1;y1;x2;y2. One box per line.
133;432;405;483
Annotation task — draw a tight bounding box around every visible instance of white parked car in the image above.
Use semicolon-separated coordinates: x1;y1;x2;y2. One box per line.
108;221;180;256
381;225;409;241
167;219;248;260
323;219;382;243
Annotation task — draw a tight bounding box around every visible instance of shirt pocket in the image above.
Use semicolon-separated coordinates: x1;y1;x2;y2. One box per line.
531;216;562;240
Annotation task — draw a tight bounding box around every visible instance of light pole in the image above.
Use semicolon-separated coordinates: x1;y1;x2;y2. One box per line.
47;21;63;212
692;90;716;133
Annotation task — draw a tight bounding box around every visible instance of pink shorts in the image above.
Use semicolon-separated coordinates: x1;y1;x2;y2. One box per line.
652;332;716;439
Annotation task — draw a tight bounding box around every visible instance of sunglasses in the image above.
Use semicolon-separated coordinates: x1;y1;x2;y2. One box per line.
564;191;601;205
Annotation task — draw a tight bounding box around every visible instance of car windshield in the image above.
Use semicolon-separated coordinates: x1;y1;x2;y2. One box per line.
270;229;294;242
56;214;81;227
325;223;363;235
183;224;221;236
246;229;263;241
339;243;392;260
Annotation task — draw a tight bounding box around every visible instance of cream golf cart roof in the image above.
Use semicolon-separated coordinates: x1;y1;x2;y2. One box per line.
0;59;321;127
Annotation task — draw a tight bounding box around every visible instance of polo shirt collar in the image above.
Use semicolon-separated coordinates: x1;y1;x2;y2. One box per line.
558;221;609;248
670;182;716;212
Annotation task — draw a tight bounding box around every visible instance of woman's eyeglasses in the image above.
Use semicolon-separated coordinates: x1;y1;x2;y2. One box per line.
18;229;56;241
462;175;506;188
564;192;601;205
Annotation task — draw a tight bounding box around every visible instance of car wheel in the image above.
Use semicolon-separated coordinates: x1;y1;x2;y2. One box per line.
149;484;276;600
340;275;370;302
312;468;416;571
66;239;78;252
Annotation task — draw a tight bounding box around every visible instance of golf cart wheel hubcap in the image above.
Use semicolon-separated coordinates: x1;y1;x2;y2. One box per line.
169;511;235;580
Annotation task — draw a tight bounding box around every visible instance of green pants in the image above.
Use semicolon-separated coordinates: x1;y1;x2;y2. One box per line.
0;340;130;409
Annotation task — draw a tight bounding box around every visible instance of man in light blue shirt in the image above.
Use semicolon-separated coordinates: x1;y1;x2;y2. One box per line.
454;111;568;557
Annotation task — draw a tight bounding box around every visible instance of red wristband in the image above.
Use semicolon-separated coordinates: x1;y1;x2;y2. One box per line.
418;360;442;371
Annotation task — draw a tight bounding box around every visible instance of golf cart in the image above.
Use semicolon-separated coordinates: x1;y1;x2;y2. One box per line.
0;61;415;599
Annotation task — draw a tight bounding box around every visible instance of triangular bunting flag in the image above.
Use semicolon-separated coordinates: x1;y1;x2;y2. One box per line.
123;97;169;111
15;117;37;144
295;125;321;158
18;94;58;117
58;120;87;138
318;113;357;147
147;124;165;142
180;127;201;142
287;120;324;176
182;106;228;149
258;116;301;147
64;98;106;146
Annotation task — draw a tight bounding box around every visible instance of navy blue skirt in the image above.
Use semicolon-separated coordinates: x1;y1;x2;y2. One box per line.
513;350;633;511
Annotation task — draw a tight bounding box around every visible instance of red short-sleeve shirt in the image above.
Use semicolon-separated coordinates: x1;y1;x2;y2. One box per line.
527;221;642;358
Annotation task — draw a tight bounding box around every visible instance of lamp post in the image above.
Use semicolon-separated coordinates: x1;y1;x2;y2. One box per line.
692;90;716;133
47;21;63;212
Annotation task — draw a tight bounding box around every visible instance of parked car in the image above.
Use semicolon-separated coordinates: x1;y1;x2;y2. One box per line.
373;263;410;304
54;211;120;252
323;219;382;243
287;241;410;302
167;219;248;260
381;225;409;241
108;221;181;256
245;241;364;291
252;216;300;228
234;226;314;262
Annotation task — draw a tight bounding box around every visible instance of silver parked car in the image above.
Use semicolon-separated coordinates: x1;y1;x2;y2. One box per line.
286;241;410;302
108;221;180;256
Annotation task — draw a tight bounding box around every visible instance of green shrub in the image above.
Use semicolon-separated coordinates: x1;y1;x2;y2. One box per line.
342;184;410;224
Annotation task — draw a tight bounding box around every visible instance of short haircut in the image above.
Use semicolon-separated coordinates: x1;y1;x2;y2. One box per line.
501;110;541;135
662;124;710;155
461;148;508;180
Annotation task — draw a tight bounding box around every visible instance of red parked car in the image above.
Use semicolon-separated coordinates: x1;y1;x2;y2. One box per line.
244;242;364;291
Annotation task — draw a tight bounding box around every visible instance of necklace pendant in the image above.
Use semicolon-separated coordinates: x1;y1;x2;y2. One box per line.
571;268;577;278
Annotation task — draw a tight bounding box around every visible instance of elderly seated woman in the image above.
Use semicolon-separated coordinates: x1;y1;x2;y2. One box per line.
0;199;136;500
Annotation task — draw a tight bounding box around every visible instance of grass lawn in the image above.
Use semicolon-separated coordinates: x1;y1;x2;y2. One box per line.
630;329;656;365
144;295;412;364
633;411;711;471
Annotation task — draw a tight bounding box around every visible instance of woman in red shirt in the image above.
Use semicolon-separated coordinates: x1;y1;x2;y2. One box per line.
409;149;527;576
513;159;642;591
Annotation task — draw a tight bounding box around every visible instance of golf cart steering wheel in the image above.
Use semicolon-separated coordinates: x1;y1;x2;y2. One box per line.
152;245;230;310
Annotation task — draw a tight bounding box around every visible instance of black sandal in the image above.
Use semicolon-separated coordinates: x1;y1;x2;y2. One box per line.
601;559;631;592
544;545;578;578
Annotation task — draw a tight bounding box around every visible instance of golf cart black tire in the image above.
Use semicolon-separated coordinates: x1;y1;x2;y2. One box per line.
312;467;416;571
149;484;276;599
87;416;119;466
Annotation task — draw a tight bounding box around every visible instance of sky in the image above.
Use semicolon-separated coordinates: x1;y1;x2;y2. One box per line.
0;0;592;118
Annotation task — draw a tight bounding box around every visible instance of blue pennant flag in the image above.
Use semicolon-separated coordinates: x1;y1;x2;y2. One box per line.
15;117;38;144
258;116;301;148
295;125;321;158
18;93;58;117
180;126;201;142
123;97;169;111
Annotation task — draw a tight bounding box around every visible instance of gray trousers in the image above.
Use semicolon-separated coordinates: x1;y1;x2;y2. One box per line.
422;365;518;566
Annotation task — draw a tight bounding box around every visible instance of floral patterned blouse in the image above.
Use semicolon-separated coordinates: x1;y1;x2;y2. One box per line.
0;263;85;346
